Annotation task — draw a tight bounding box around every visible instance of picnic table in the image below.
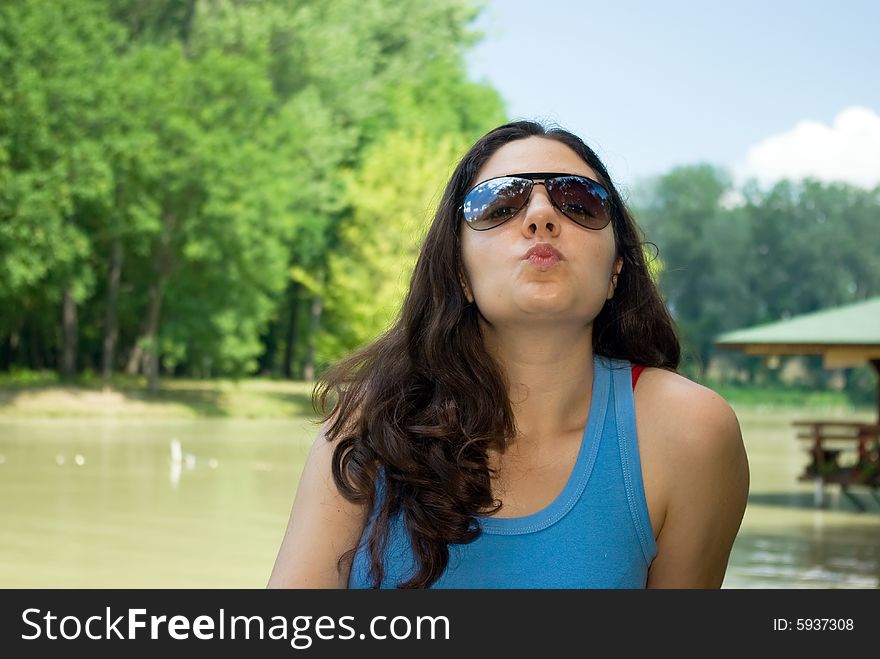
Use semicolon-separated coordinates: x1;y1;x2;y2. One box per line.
792;420;880;511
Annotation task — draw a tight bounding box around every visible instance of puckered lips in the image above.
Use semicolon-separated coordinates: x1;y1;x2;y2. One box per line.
523;243;564;269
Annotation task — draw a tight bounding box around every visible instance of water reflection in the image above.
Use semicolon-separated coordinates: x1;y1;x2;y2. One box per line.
0;412;878;588
0;417;313;587
748;490;880;513
726;522;880;588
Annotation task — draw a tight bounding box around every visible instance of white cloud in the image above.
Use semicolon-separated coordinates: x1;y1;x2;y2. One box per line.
734;105;880;188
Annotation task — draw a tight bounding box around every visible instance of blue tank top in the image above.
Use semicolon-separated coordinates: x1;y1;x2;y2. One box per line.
347;354;657;588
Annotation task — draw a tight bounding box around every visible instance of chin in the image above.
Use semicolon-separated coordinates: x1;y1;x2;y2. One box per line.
484;303;573;322
520;300;570;314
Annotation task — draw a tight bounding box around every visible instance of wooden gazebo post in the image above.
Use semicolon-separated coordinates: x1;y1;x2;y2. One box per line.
871;359;880;424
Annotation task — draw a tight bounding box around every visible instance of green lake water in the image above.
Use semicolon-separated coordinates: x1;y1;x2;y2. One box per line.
1;408;877;588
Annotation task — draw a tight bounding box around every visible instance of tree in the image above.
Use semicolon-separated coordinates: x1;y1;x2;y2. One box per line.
0;0;508;383
0;0;122;376
635;165;751;378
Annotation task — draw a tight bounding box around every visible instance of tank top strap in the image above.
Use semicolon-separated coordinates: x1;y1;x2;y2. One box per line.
608;357;657;564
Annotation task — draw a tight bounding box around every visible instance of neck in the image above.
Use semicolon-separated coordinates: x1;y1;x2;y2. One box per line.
480;318;595;445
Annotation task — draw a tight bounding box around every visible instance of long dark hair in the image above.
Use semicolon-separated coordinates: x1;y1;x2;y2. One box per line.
312;120;680;588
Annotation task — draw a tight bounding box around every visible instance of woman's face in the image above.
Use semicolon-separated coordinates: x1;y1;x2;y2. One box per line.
459;136;622;328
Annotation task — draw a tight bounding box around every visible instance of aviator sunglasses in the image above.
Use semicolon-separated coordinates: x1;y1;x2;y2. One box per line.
461;172;612;231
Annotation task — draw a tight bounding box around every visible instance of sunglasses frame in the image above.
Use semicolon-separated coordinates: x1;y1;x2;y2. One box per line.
461;171;613;231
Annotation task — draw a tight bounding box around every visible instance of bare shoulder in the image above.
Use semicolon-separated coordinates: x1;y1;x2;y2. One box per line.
637;367;743;453
634;367;750;588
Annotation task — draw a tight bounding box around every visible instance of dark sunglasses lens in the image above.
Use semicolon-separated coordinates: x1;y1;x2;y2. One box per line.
463;177;531;230
547;177;611;229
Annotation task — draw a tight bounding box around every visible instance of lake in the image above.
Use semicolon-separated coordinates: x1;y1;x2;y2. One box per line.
1;408;877;588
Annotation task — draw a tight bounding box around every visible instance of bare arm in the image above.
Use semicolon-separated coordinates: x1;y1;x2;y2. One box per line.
646;387;750;588
267;423;369;588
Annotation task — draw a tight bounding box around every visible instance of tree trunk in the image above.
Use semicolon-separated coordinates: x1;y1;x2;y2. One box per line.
282;281;300;379
143;224;175;393
125;211;175;390
2;328;20;370
302;292;322;382
698;341;712;381
142;280;165;392
0;335;10;370
258;321;278;376
60;286;78;379
29;324;45;370
101;237;123;382
125;341;143;376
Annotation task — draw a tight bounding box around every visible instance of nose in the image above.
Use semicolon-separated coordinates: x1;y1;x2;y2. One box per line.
520;183;561;238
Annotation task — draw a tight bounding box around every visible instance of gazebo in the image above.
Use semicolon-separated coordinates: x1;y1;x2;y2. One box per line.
716;296;880;420
715;296;880;509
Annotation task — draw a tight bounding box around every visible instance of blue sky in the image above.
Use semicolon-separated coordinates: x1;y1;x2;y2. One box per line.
465;0;880;191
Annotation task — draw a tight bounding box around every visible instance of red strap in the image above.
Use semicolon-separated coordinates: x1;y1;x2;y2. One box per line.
631;364;646;390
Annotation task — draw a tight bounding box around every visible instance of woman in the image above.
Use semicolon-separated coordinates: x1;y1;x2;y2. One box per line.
267;120;750;589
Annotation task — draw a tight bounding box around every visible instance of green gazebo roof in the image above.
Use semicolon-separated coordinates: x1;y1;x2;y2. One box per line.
716;296;880;421
716;296;880;348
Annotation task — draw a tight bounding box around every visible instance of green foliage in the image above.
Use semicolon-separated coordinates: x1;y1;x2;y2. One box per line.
0;0;507;381
635;167;880;389
320;129;468;362
0;368;60;388
635;165;747;375
709;381;866;410
0;0;121;320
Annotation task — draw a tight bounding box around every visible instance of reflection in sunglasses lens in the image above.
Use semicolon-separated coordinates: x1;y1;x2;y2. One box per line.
464;178;530;229
464;175;610;231
548;177;609;230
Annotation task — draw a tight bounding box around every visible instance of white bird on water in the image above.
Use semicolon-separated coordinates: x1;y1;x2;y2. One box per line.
169;438;197;469
54;453;86;466
168;438;219;487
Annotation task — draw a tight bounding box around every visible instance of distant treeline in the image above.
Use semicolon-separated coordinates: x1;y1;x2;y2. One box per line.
1;1;878;402
634;166;879;400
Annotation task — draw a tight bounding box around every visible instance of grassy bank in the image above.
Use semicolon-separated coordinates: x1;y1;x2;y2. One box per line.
0;373;320;418
0;370;873;419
